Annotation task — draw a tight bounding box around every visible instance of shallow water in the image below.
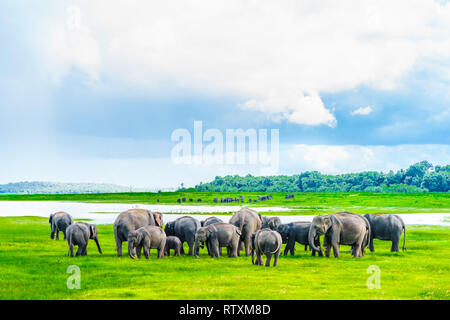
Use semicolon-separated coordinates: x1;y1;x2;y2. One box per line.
0;201;448;226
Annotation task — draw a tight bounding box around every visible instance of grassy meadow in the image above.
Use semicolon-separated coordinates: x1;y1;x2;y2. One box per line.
0;191;449;215
0;216;448;300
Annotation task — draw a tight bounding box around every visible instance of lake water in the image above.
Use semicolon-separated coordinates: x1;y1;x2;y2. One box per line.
0;201;448;226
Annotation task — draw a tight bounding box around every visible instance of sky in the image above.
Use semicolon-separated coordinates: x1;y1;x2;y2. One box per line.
1;0;450;189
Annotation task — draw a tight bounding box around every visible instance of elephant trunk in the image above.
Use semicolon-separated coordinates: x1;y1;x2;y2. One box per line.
128;242;136;259
194;238;200;258
94;237;102;254
308;228;320;252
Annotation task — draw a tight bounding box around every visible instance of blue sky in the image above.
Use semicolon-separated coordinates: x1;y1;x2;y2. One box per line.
1;1;450;188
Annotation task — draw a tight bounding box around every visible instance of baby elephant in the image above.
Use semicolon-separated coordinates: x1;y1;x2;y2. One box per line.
66;222;102;257
251;228;282;267
164;236;182;256
128;226;166;259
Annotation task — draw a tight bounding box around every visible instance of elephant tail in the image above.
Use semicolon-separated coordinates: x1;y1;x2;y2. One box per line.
402;224;406;251
266;234;282;254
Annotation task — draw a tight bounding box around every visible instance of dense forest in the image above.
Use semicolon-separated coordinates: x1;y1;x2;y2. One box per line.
0;182;148;194
190;161;450;193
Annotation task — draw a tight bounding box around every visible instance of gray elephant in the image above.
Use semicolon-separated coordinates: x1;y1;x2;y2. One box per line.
49;212;74;240
277;222;323;256
194;223;241;258
364;213;406;252
261;216;282;230
200;216;223;227
251;228;282;267
229;208;263;256
164;216;201;256
128;225;166;259
113;209;164;257
164;236;182;256
66;222;102;257
309;212;370;258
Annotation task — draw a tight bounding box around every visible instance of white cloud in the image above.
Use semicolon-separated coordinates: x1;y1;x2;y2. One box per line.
32;0;450;126
351;106;373;116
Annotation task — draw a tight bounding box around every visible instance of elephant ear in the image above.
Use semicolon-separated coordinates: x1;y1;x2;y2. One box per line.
89;224;97;238
329;215;342;231
153;212;163;227
206;224;217;239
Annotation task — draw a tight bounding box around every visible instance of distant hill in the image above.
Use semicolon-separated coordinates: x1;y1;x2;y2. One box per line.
0;181;151;194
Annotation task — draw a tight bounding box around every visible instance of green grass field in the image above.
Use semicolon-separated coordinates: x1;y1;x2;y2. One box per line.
1;192;449;215
0;216;448;300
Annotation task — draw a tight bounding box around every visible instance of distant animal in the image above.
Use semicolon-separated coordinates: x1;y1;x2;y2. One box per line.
165;216;201;255
251;228;282;267
49;212;74;240
261;216;282;230
229;208;263;256
309;212;370;258
128;225;166;259
113;209;163;257
214;198;218;203
364;213;406;252
277;222;322;256
189;198;193;202
182;197;186;202
177;199;181;203
197;198;202;202
66;222;102;257
164;236;182;256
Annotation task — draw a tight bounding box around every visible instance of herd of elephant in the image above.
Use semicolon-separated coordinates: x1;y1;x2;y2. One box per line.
49;208;406;266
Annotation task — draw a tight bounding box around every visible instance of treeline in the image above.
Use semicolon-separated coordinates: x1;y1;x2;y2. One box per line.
0;181;149;194
191;161;450;193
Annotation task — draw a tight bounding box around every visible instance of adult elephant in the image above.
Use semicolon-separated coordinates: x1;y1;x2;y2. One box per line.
194;223;241;258
308;212;370;258
200;216;223;227
66;222;102;257
364;213;406;252
113;209;163;257
261;216;282;230
165;216;200;256
251;228;282;267
229;208;263;256
277;221;322;256
49;212;74;240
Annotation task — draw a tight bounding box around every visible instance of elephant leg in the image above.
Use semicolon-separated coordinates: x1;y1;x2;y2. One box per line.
273;252;279;267
332;243;340;258
56;230;60;240
116;238;123;257
369;237;375;252
187;240;194;256
257;252;263;266
304;245;308;251
391;238;400;252
69;244;74;257
158;243;165;259
325;244;331;258
63;231;67;240
75;246;82;256
82;245;87;256
265;253;272;267
180;244;185;255
243;234;252;256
